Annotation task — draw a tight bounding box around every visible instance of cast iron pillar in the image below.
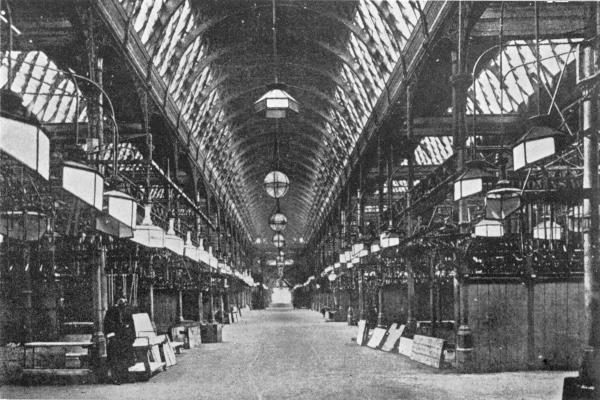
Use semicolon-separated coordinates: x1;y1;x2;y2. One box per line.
198;291;203;322
178;289;184;322
358;266;365;320
451;24;473;370
405;84;417;336
377;264;385;328
580;12;600;391
92;243;107;376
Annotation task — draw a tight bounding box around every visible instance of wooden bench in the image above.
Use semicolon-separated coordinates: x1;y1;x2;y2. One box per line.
128;337;166;381
22;341;95;381
61;321;95;368
132;313;183;361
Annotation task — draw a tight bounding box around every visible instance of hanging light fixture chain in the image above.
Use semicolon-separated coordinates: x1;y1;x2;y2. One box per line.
272;0;278;83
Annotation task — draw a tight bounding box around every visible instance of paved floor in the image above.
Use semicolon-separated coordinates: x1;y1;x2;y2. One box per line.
1;308;574;399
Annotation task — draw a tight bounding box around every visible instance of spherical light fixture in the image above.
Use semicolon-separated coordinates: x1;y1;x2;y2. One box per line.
272;233;285;248
269;212;287;232
264;170;289;198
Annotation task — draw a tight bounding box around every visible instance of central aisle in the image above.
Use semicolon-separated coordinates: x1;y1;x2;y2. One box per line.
2;309;573;399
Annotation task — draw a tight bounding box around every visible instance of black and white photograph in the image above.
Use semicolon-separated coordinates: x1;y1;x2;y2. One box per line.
0;1;599;399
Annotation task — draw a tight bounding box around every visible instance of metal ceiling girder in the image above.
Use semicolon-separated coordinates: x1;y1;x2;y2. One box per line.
214;61;354;102
365;164;439;182
165;2;370;72
221;98;346;140
231;140;324;171
410;114;522;137
222;109;338;148
177;34;359;95
244;195;317;223
188;81;351;147
471;2;586;40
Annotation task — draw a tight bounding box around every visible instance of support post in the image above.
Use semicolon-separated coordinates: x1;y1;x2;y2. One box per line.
22;244;33;342
92;243;107;375
405;83;417;336
451;3;473;370
198;291;203;322
178;289;184;322
579;9;600;389
209;284;215;323
430;256;437;337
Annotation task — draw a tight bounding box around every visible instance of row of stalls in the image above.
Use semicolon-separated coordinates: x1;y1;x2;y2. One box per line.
0;87;258;383
293;30;598;373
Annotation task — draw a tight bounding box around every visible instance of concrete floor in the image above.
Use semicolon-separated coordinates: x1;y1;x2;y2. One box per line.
1;308;575;399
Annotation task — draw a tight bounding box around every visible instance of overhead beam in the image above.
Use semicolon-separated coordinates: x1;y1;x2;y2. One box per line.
409;114;522;137
471;3;586;40
366;165;439;182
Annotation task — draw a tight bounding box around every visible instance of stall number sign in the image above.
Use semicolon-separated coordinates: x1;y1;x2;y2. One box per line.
356;320;368;346
410;335;445;368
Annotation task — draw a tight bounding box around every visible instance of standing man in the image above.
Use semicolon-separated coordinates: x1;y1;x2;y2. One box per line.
104;298;135;384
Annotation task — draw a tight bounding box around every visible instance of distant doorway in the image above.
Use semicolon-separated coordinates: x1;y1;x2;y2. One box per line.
271;287;292;305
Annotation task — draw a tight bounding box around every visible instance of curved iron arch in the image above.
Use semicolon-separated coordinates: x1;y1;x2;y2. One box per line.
165;2;370;76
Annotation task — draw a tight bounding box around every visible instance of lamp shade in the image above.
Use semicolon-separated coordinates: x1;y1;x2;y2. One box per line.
0;116;50;180
328;273;337;282
352;243;365;257
130;204;165;248
0;210;47;241
269;212;287;231
254;83;299;119
370;241;381;254
62;162;104;211
512;116;566;171
380;231;400;248
474;219;504;238
533;218;562;240
344;249;352;261
272;233;285;248
264;171;289;198
485;180;522;220
453;160;497;201
105;191;136;228
96;191;137;238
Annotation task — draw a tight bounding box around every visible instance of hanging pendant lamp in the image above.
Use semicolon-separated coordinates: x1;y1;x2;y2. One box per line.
272;233;285;248
269;199;287;231
254;0;299;119
264;170;289;198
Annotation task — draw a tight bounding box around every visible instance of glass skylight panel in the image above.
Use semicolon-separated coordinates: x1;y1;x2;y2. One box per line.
467;40;578;116
139;0;163;44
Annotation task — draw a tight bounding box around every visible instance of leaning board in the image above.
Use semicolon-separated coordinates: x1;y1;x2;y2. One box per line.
398;337;413;357
187;326;202;348
410;335;445;368
381;324;405;352
163;337;177;367
366;327;387;349
356;320;368;346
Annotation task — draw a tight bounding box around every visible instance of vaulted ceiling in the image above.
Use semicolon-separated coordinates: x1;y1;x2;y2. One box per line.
0;0;590;270
114;0;425;249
